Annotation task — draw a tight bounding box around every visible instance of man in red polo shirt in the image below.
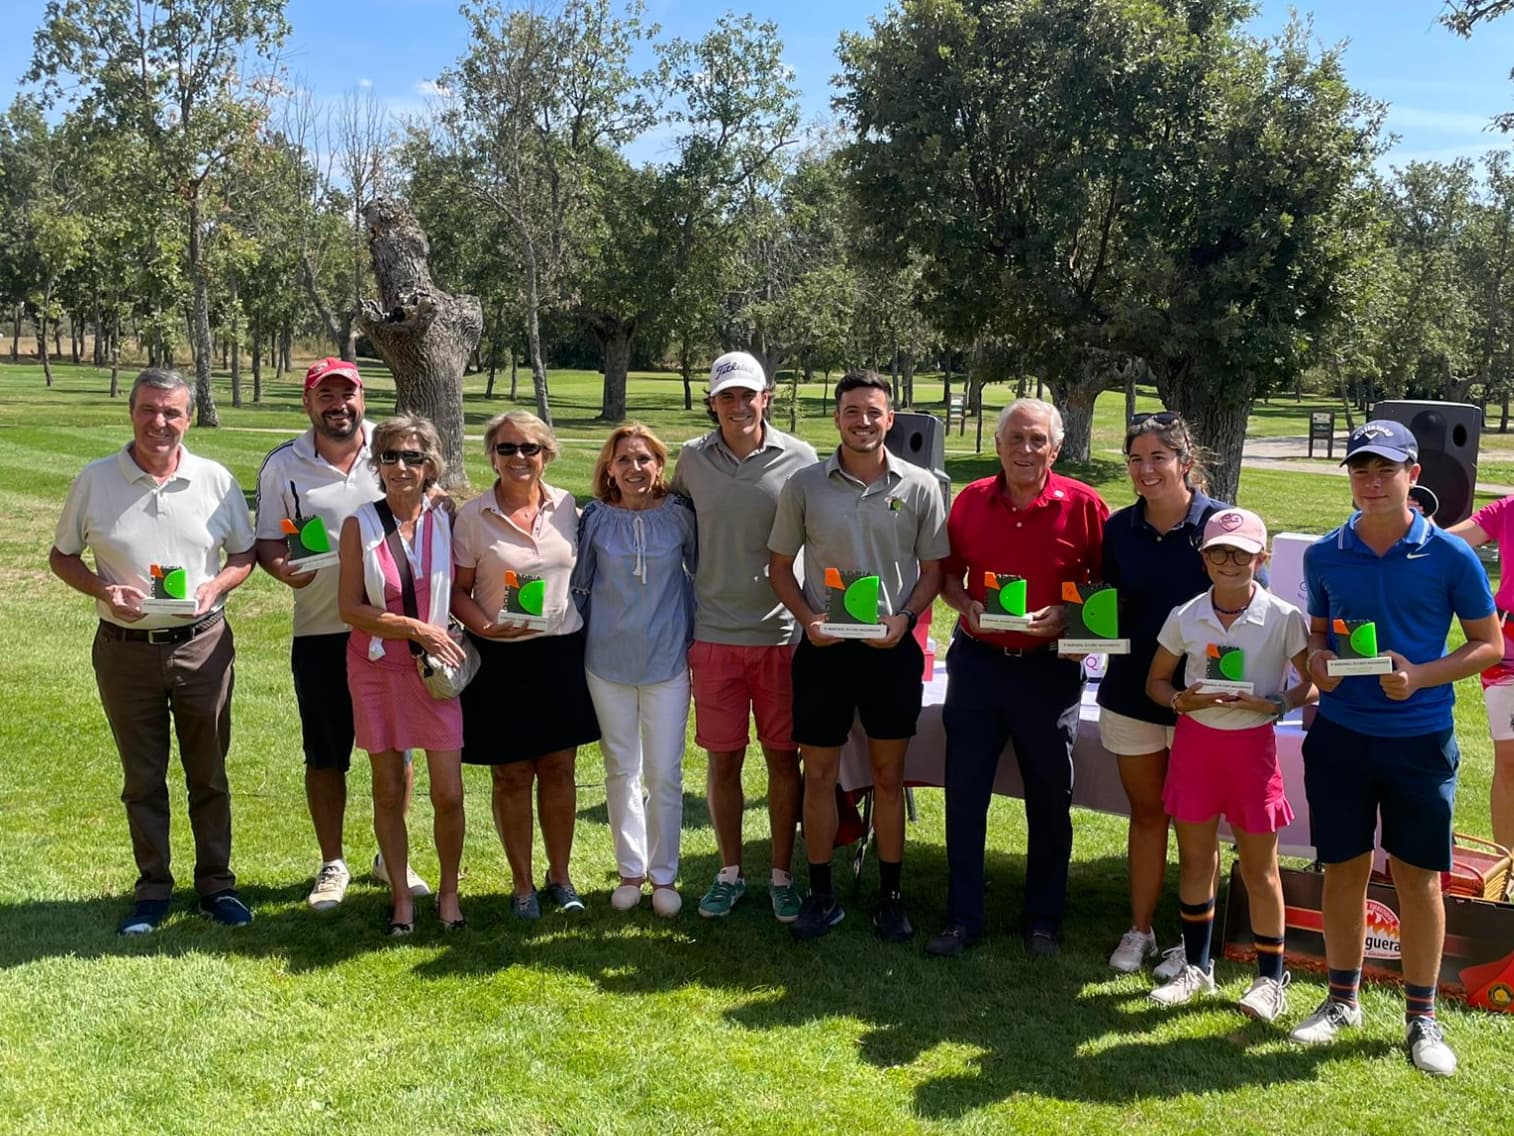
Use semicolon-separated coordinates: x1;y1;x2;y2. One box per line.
927;398;1108;957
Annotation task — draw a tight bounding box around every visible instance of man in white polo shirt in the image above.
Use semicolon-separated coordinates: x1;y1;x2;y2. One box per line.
255;357;427;910
50;368;256;935
670;351;818;923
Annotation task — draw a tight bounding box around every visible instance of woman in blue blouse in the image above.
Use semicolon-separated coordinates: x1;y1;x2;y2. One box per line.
573;424;698;917
1100;413;1238;976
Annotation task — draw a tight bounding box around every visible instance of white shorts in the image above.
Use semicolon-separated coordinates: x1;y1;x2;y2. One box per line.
1484;681;1514;742
1099;707;1176;756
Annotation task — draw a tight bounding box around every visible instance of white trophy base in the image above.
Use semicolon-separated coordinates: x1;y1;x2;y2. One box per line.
289;551;340;572
819;621;888;639
140;598;200;616
1199;679;1254;695
1060;637;1130;655
1327;656;1394;676
980;613;1034;632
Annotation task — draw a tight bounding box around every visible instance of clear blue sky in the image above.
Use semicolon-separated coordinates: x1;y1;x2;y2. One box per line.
3;0;1514;170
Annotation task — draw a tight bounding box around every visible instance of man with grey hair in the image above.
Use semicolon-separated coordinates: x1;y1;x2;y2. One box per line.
50;368;256;935
927;397;1109;957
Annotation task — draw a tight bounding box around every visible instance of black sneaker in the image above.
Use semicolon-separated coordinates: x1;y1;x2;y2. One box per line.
542;879;585;913
118;899;171;936
1024;928;1059;957
872;895;915;943
926;923;977;958
790;892;844;940
199;889;253;927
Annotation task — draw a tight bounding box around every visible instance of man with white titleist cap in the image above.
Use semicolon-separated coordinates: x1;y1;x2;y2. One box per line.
670;351;817;922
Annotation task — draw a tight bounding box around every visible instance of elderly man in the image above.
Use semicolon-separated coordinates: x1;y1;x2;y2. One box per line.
769;371;949;942
670;351;818;923
50;368;256;935
255;357;427;911
927;399;1108;958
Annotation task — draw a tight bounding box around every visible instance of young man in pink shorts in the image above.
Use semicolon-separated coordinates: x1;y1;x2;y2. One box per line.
670;352;818;922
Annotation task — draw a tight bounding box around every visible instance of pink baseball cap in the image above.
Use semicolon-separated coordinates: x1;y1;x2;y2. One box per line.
1201;507;1267;554
304;357;363;391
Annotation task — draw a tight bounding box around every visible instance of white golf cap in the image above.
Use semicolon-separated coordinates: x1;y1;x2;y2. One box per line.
708;351;768;395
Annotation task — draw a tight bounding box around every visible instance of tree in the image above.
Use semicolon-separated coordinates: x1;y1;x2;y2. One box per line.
30;0;290;425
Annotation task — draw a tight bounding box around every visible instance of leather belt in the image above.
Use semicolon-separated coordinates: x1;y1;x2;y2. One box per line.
98;609;224;645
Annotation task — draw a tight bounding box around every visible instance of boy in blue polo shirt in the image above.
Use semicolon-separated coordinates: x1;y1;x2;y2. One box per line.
1295;420;1501;1076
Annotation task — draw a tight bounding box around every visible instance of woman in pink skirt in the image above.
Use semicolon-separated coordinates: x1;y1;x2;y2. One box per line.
338;414;466;935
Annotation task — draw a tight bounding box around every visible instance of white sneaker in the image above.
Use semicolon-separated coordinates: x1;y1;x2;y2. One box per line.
651;886;683;918
1149;963;1216;1006
1153;944;1187;981
1290;997;1363;1045
1406;1016;1457;1076
611;883;643;911
372;853;432;898
1238;972;1291;1023
1109;927;1158;973
307;860;350;911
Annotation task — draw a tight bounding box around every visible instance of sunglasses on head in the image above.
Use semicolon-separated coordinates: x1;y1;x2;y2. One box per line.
1133;411;1181;426
494;442;543;457
378;450;427;467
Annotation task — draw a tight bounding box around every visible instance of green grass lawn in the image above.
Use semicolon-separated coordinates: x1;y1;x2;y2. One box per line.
2;361;1513;1135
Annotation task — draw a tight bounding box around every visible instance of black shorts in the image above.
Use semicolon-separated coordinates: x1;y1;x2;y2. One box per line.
461;630;601;764
791;635;924;748
291;633;356;772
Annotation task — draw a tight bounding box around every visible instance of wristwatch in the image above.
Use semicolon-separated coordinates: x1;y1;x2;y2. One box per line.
1267;693;1289;720
900;607;919;633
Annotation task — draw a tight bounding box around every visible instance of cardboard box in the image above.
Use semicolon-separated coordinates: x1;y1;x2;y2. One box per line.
1221;863;1514;1012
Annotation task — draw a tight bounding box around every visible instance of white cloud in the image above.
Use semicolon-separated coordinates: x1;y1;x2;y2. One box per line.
415;79;453;99
358;78;373;89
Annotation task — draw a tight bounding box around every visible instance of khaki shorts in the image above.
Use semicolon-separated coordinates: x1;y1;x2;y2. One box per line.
1098;707;1175;756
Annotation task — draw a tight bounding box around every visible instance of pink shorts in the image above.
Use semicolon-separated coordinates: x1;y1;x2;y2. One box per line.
1162;716;1293;834
688;641;796;751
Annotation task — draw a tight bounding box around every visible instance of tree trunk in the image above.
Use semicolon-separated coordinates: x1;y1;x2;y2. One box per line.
301;251;356;361
229;278;242;409
11;303;22;363
822;370;830;414
901;351;916;408
70;314;80;365
486;299;504;399
38;290;53;387
93;297;105;367
357;197;484;490
251;318;262;403
1156;360;1251;505
1503;391;1509;434
280;324;293;375
109;310;122;398
521;242;552;423
942;357;952;408
1125;371;1136;426
1051;358;1105;464
890;345;900;405
187;193;219;426
598;321;634;421
680;336;694;411
510;349;518;401
789;364;800;432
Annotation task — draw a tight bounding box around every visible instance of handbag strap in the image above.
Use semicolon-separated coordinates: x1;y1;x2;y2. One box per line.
373;498;423;657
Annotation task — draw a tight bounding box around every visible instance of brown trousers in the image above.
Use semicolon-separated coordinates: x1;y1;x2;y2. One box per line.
91;618;236;901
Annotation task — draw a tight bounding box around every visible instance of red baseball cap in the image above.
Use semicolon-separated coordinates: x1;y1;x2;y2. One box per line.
304;357;362;391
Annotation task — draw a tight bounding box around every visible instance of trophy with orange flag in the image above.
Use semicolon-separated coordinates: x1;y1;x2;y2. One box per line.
979;571;1033;632
1058;582;1128;654
280;483;340;571
1326;617;1392;676
819;567;887;639
141;563;199;615
1199;643;1253;694
499;569;551;629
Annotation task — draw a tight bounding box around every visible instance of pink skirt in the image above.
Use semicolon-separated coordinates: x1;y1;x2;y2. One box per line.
1163;716;1293;834
347;642;463;753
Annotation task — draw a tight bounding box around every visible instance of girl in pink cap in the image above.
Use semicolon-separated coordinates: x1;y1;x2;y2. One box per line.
1142;507;1315;1022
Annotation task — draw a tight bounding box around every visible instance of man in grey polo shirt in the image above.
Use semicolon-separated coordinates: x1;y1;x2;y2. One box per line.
769;370;949;942
255;357;427;911
670;351;818;923
50;368;256;935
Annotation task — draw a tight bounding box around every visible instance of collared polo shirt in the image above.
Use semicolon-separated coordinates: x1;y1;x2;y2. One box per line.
452;481;583;638
254;423;381;637
1097;489;1234;723
54;444;255;630
1157;586;1309;730
1304;510;1494;735
670;424;819;646
944;469;1108;650
768;447;950;617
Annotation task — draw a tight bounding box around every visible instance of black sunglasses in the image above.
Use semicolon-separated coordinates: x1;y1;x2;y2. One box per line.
1131;410;1181;427
494;442;543;457
378;450;427;467
1204;546;1257;565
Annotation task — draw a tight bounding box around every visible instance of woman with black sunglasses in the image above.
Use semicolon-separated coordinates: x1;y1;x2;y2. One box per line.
451;411;600;920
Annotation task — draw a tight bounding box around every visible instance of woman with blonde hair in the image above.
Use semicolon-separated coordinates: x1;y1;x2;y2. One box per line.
451;411;599;919
572;424;697;916
338;414;465;935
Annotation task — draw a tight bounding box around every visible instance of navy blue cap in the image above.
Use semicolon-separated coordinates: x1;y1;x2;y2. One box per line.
1342;420;1418;464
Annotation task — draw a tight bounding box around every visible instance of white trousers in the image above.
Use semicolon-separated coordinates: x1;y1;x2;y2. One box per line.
586;670;689;887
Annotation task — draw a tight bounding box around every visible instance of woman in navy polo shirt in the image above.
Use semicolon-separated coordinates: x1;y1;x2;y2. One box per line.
1100;413;1236;976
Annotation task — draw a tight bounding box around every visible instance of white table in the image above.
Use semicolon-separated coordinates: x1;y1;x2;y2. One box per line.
839;661;1316;859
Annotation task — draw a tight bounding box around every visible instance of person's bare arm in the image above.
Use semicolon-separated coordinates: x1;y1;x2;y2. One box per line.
49;547;146;623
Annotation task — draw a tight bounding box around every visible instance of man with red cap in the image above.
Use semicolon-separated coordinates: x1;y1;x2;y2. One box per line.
255;358;428;910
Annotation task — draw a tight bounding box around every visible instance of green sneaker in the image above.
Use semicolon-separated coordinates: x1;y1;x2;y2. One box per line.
698;876;747;919
770;881;802;924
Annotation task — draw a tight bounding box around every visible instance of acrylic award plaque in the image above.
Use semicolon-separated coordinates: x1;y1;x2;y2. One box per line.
980;571;1033;632
498;569;551;629
819;567;887;639
1200;643;1253;694
281;514;339;571
140;563;198;615
1326;617;1393;676
1058;582;1129;655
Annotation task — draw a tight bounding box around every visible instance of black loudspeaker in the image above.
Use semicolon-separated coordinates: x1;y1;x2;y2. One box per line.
1370;400;1481;525
884;411;951;508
